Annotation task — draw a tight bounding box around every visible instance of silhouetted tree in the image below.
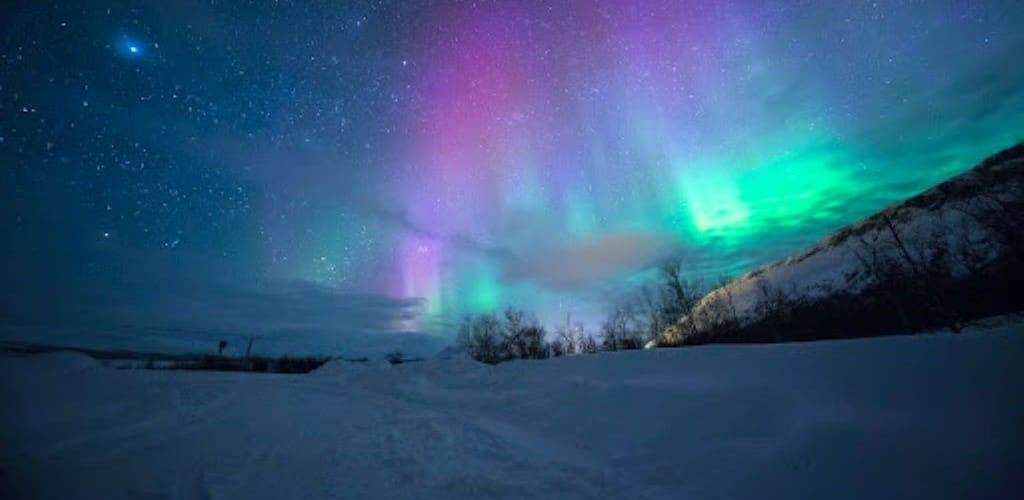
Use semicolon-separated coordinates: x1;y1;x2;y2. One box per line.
578;333;599;354
502;307;548;360
457;313;504;364
752;278;797;342
600;304;643;351
555;325;577;355
549;339;566;357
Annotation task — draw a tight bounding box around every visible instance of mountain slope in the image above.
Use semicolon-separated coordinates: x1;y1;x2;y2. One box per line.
672;142;1024;343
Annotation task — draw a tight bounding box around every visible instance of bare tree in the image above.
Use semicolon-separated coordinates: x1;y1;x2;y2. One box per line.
852;213;962;332
853;231;913;331
883;213;961;332
600;303;643;350
952;190;1024;263
946;214;988;278
578;332;599;354
549;339;566;357
752;278;797;342
717;274;739;327
501;307;548;360
659;259;703;323
557;328;577;355
457;313;504;364
502;307;527;359
555;313;578;355
639;285;666;344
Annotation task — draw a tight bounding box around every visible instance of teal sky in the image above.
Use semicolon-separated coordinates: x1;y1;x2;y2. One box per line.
2;1;1023;353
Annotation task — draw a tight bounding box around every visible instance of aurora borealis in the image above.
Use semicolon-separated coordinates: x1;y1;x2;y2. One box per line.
2;1;1023;353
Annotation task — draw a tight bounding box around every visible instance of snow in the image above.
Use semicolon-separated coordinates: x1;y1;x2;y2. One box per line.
2;323;1022;499
717;205;988;317
687;148;1024;329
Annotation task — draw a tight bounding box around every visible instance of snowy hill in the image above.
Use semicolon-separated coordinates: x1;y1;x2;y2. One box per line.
1;321;1022;499
673;142;1024;343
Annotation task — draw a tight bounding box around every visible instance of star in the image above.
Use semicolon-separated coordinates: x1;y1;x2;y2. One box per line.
116;36;146;59
3;0;1021;345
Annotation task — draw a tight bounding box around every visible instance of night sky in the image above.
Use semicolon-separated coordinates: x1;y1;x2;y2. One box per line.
2;1;1023;355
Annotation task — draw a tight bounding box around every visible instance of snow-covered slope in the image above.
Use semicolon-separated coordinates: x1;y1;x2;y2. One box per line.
2;321;1022;499
684;143;1024;334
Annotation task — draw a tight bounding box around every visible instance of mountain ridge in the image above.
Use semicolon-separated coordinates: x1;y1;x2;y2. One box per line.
669;141;1024;344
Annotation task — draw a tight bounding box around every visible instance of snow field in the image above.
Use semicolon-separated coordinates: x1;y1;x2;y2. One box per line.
1;322;1022;499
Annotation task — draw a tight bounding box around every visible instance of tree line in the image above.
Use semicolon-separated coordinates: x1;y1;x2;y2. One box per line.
456;258;711;364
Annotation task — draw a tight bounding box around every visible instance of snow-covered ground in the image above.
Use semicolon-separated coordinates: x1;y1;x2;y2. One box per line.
2;322;1022;499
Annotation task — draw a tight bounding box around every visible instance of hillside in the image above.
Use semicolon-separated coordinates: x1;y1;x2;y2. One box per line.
670;142;1024;344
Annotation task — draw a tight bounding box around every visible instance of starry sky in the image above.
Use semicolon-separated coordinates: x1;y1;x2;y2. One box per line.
2;1;1023;355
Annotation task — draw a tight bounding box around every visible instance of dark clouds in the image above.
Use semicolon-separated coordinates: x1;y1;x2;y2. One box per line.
0;222;435;355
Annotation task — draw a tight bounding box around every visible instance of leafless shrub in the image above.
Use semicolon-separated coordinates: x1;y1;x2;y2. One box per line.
457;313;504;364
600;303;644;351
458;308;549;363
549;339;566;357
577;333;599;354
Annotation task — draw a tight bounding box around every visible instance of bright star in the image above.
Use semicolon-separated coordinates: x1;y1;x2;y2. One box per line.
116;36;146;58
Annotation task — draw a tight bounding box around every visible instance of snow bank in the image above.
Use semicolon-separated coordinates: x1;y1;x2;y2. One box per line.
310;358;378;377
1;323;1022;499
